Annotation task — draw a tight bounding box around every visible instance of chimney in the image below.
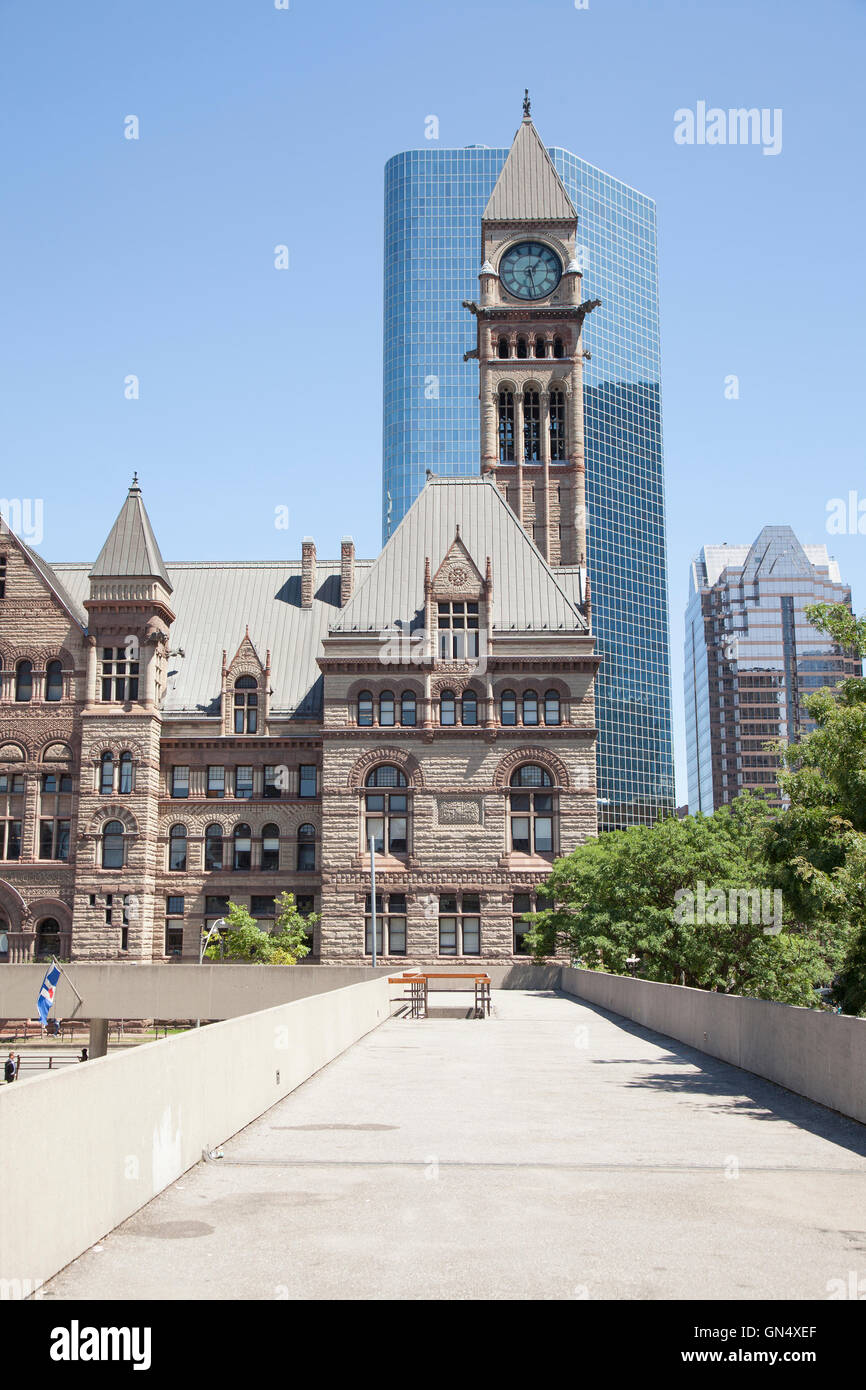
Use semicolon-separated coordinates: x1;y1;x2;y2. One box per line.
340;536;355;608
301;537;316;609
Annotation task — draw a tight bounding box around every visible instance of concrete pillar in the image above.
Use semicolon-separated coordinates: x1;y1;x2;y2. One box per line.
89;1018;109;1058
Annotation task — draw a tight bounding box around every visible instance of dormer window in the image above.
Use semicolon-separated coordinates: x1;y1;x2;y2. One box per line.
437;602;479;660
234;676;258;734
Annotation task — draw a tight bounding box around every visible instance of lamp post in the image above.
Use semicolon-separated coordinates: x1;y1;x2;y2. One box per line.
197;918;227;1029
369;835;377;968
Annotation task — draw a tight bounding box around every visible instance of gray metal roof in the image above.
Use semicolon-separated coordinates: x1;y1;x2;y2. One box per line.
331;477;586;634
89;482;173;590
54;560;373;718
483;118;577;223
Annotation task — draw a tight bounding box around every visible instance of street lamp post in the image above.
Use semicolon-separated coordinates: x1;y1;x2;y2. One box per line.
197;917;228;1029
369;835;377;968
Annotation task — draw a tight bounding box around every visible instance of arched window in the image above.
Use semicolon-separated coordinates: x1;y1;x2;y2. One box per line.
100;752;114;796
261;823;280;871
119;752;133;794
400;691;416;726
297;823;316;871
364;766;408;855
509;765;554;855
461;689;477;726
535;337;547;359
516;337;528;359
15;660;32;703
36;918;61;959
45;660;63;702
544;690;561;725
379;691;395;727
498;390;515;462
500;689;517;726
440;690;456;726
205;824;223;871
553;336;565;359
357;691;373;727
497;336;509;359
550;389;566;460
169;824;187;872
102;820;125;869
233;823;252;871
233;676;258;734
523;690;539;725
523;390;540;462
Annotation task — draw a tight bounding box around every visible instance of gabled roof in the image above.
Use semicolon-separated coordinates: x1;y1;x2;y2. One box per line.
53;559;374;718
90;478;172;590
0;517;87;629
483;117;577;223
330;477;586;634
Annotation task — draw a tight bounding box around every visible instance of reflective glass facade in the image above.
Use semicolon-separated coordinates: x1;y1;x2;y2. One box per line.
685;527;860;813
383;144;674;829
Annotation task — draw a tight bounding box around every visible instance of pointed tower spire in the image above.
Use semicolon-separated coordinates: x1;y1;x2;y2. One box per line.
483;107;576;222
89;478;172;591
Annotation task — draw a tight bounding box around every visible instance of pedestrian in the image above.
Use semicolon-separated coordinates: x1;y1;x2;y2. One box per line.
78;1047;88;1063
4;1052;16;1083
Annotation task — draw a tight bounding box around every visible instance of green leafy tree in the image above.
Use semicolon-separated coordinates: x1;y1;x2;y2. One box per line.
765;600;866;1011
204;895;314;965
525;794;839;1006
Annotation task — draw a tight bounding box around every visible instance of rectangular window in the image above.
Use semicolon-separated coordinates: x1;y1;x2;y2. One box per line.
299;765;317;798
235;766;254;799
164;923;184;956
100;646;139;702
512;893;533;955
207;766;225;798
437;602;480;660
0;554;6;599
205;895;230;916
364;892;407;956
39;819;70;861
166;896;185;917
263;766;282;799
1;821;21;860
439;893;481;956
171;766;190;799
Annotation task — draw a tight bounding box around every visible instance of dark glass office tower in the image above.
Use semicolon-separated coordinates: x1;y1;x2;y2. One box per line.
383;138;675;830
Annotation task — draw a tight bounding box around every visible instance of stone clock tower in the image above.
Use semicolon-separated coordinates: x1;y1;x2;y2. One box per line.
465;94;600;568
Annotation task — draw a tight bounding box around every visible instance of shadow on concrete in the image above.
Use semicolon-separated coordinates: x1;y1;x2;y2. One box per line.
566;991;866;1161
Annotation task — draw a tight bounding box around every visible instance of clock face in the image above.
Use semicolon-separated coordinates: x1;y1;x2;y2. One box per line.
499;241;562;300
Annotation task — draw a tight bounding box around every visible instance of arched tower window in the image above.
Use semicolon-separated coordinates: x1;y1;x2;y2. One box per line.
522;690;539;725
440;690;456;726
45;660;63;702
544;690;561;725
523;391;540;462
102;820;125;869
261;824;280;871
461;689;477;726
364;766;408;855
169;825;187;872
357;691;373;727
516;337;528;359
119;752;133;794
549;390;567;461
535;337;547;358
297;823;316;871
233;676;258;734
100;752;115;796
509;765;555;855
379;691;395;727
400;691;416;727
233;823;252;871
498;390;515;462
553;336;565;359
15;661;32;702
205;824;223;870
497;336;509;359
500;690;517;726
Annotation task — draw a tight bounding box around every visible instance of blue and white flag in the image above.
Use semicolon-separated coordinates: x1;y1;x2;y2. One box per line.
37;962;61;1027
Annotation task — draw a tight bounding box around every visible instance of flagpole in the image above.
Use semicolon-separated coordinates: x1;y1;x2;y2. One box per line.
52;955;85;1018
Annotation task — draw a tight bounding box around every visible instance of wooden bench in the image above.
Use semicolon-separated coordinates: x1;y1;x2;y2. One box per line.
388;971;492;1019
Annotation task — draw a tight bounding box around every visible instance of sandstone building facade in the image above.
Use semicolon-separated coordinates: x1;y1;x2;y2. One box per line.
0;110;600;967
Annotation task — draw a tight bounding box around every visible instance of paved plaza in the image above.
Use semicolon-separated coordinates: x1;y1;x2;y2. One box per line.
42;990;866;1301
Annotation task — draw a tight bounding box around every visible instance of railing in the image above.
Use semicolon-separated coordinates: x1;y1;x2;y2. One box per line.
1;933;72;963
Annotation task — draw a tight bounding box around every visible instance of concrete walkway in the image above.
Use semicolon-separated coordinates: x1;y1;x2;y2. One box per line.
42;990;866;1301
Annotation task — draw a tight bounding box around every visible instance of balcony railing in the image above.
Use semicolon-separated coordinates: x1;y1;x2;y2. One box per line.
0;932;72;963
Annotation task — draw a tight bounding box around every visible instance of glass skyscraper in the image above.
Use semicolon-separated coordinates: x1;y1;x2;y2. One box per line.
685;526;858;814
383;141;674;830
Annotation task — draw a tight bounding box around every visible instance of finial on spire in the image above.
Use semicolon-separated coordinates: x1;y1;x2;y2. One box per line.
523;88;531;119
131;471;139;489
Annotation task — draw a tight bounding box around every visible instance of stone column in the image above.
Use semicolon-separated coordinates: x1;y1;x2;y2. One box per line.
514;392;525;523
540;390;552;562
88;1017;109;1058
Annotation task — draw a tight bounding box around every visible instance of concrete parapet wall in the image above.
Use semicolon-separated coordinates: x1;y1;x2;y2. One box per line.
0;975;392;1293
0;962;391;1023
561;967;866;1126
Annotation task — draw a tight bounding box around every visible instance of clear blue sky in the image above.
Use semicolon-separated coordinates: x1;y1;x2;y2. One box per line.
2;0;864;803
